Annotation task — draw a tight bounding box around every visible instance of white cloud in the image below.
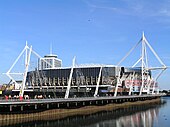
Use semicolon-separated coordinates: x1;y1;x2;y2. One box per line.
83;0;170;18
82;0;117;13
82;0;170;27
158;8;170;17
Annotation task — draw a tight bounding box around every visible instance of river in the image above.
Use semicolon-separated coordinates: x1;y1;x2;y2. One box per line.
1;97;170;127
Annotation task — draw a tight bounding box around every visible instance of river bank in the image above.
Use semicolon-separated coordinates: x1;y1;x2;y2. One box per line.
0;97;163;126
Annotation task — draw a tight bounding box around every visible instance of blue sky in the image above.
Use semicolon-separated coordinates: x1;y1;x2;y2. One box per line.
0;0;170;89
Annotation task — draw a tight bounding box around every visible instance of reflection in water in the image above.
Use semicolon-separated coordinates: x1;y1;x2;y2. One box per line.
83;108;159;127
116;108;158;127
2;102;163;127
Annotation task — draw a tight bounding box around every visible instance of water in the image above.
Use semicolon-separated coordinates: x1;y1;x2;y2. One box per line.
2;97;170;127
156;97;170;127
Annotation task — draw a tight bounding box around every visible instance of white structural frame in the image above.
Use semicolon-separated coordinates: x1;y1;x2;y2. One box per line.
6;42;29;87
20;46;32;97
114;67;123;97
128;72;135;95
147;78;152;94
117;32;167;95
5;42;53;97
64;56;76;99
94;66;102;97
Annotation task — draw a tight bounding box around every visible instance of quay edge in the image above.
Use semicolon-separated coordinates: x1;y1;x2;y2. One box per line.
0;95;163;127
0;94;162;113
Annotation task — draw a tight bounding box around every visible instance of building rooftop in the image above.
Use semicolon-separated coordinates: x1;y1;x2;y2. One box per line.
44;54;58;58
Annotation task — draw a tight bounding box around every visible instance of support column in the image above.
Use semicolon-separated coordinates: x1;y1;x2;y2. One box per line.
152;69;165;94
147;78;152;94
139;35;145;96
67;103;69;108
114;67;123;97
57;103;60;108
20;46;32;97
47;104;49;109
21;105;23;111
10;105;12;112
75;102;78;106
65;57;76;99
129;72;135;96
35;104;37;110
96;101;98;105
94;66;102;97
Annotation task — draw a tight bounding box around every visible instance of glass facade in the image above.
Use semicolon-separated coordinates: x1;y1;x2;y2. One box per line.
26;65;151;94
27;67;117;87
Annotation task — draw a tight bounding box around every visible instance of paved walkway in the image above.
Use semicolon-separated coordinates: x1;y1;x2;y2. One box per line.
0;94;161;105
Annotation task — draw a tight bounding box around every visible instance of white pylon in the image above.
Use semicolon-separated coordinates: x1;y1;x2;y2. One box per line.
5;42;54;96
65;56;76;99
117;32;167;95
5;42;29;89
114;67;122;97
19;45;32;97
94;66;102;97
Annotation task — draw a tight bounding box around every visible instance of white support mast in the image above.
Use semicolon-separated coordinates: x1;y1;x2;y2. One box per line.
129;72;135;96
94;66;102;97
114;67;122;97
65;56;76;99
132;57;142;68
5;41;55;89
5;42;56;96
152;69;166;94
25;41;28;68
147;76;152;94
19;46;32;97
117;32;167;95
145;39;166;67
117;39;141;66
5;42;29;87
7;43;29;74
139;32;145;95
